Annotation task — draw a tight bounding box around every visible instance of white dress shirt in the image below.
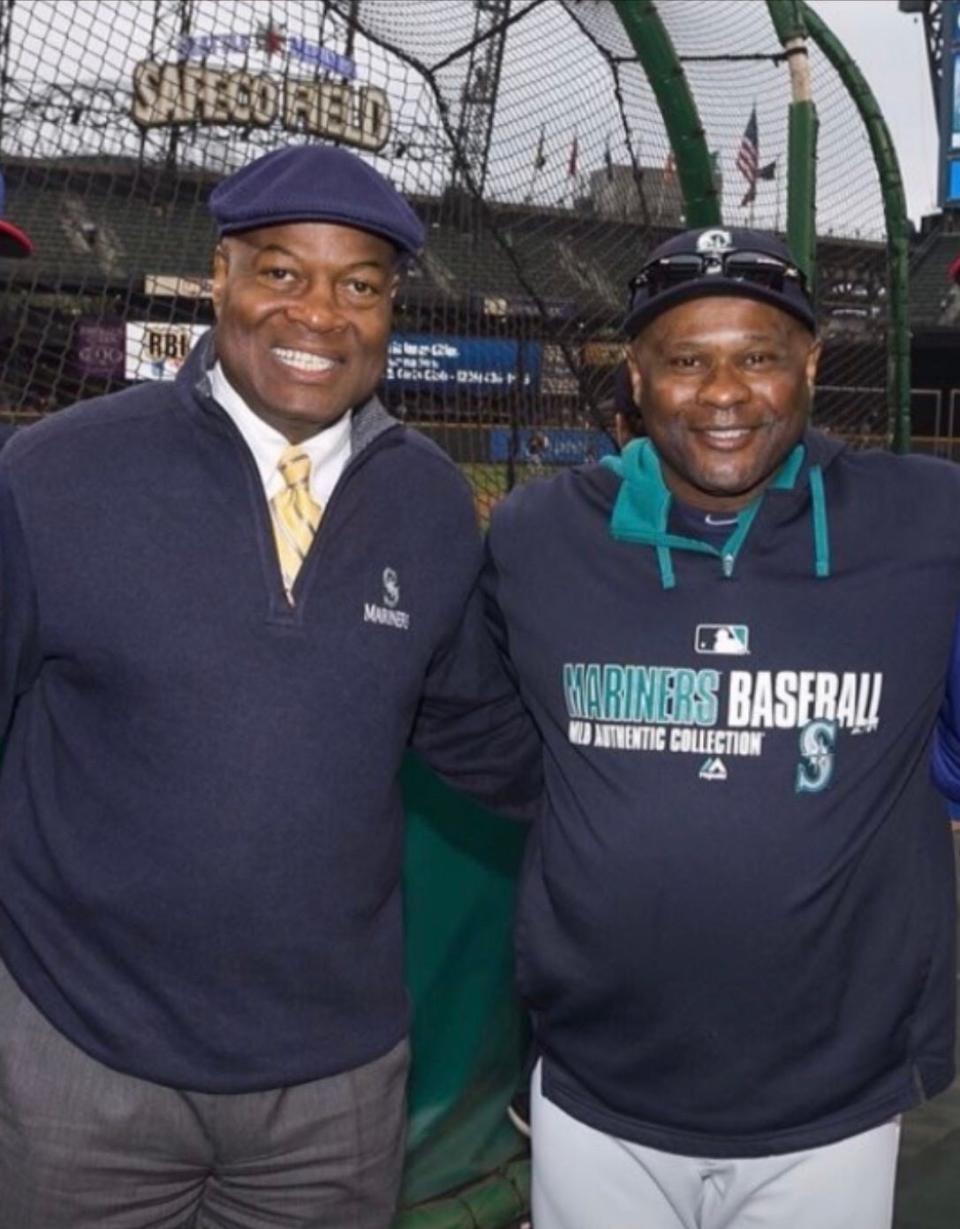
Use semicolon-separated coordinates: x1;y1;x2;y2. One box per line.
210;362;352;507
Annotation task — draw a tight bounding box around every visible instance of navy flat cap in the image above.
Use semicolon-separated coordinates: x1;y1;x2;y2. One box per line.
209;145;424;256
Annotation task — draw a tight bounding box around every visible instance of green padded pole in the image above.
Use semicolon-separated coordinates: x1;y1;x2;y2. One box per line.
612;0;721;228
785;102;818;289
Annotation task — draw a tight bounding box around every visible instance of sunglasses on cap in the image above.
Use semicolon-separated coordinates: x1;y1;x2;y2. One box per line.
628;249;809;301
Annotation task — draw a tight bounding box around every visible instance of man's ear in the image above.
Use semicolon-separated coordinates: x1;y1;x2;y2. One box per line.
211;244;228;319
804;336;822;394
625;346;643;410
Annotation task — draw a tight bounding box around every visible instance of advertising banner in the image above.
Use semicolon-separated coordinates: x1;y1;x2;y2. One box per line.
386;333;541;391
125;322;207;381
73;320;125;379
489;427;615;466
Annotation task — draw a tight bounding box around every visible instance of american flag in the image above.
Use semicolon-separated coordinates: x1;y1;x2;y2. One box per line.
736;106;776;207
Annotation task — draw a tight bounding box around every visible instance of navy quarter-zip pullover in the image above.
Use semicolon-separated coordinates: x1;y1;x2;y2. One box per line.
486;429;960;1157
0;336;540;1092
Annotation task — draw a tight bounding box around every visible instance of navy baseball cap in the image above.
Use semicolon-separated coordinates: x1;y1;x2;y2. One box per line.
623;227;815;338
0;169;32;259
209;145;424;257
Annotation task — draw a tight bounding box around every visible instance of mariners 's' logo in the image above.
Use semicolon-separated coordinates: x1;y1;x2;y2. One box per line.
696;228;733;255
796;719;837;793
382;567;400;609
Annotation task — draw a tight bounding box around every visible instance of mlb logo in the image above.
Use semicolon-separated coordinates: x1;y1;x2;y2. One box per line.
695;624;749;655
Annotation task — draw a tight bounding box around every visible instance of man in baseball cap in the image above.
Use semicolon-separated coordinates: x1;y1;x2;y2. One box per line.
0;167;32;259
483;224;960;1228
0;143;540;1227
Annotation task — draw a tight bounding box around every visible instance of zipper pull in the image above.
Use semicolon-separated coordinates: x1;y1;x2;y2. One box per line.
722;553;735;578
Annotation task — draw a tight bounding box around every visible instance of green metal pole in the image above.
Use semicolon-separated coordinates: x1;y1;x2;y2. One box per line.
611;0;721;228
765;0;818;288
784;103;818;288
801;1;911;453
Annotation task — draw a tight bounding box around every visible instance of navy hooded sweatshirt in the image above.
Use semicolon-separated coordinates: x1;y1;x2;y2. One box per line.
0;336;540;1092
485;429;960;1157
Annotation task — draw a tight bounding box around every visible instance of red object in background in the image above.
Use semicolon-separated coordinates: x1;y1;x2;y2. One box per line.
948;254;960;284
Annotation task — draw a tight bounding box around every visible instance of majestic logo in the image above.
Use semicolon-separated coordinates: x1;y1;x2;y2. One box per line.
699;756;728;782
795;719;837;793
363;567;410;631
695;624;749;656
382;567;400;609
696;228;734;255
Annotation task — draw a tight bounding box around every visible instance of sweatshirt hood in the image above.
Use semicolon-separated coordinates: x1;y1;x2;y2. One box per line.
601;429;844;589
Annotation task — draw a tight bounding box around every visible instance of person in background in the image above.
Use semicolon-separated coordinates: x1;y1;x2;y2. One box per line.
0;144;540;1229
485;226;960;1229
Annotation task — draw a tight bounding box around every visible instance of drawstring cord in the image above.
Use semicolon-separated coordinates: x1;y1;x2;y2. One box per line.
606;442;832;587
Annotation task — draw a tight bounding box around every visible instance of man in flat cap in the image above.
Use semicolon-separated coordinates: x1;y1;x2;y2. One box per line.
484;226;960;1228
0;144;540;1228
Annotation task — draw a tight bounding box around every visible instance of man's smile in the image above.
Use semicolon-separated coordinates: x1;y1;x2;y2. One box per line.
692;425;763;449
270;347;341;374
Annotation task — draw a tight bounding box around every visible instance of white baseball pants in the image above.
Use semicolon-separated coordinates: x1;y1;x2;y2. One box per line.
530;1062;900;1229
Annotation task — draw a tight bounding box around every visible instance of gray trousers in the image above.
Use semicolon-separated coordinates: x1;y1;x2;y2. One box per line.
0;959;408;1229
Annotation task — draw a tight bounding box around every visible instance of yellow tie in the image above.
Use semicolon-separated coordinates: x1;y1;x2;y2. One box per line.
270;446;322;600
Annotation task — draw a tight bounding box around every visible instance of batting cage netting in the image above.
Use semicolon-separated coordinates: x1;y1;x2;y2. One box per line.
0;0;901;524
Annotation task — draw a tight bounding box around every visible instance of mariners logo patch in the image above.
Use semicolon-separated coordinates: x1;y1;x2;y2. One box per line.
695;624;749;655
382;567;400;609
363;566;410;630
696;228;734;255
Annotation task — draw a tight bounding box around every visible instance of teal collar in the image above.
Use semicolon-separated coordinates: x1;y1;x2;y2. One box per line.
601;439;821;589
